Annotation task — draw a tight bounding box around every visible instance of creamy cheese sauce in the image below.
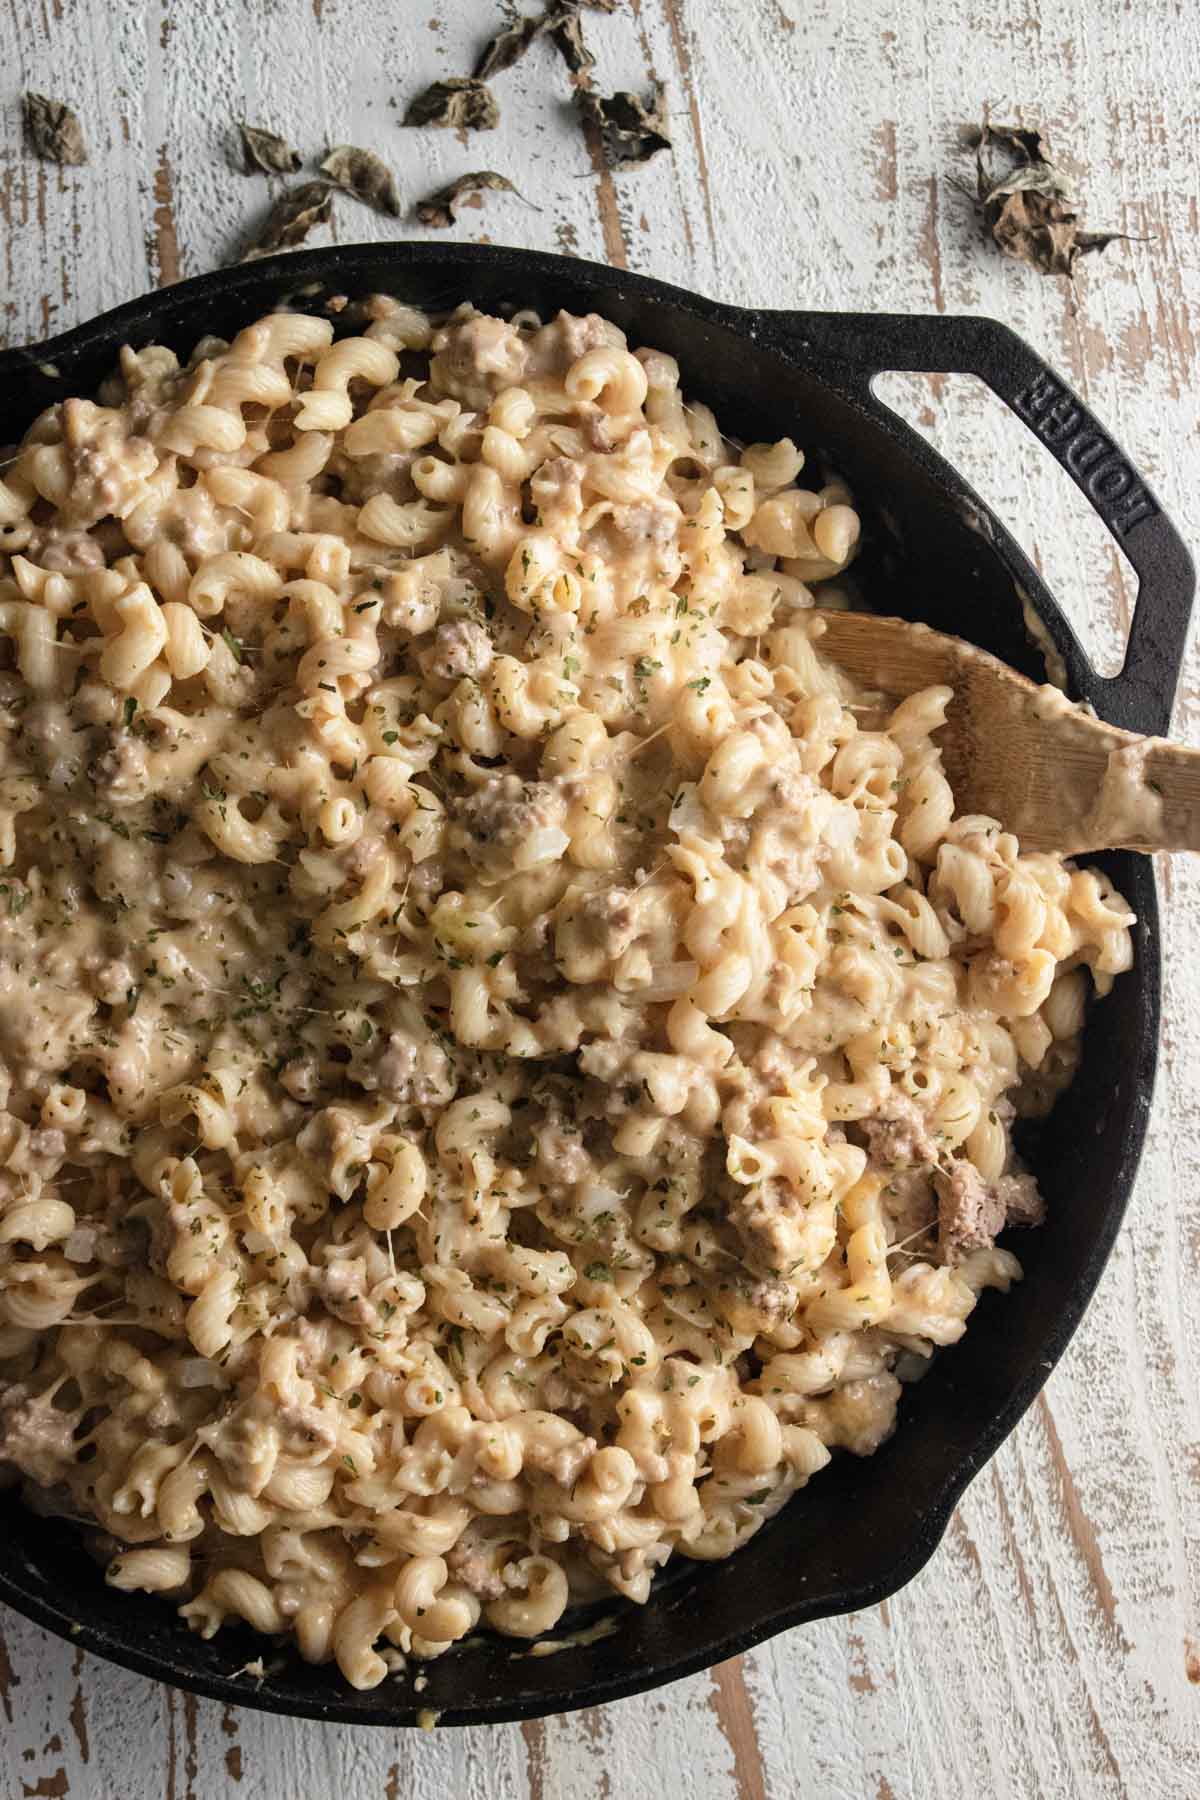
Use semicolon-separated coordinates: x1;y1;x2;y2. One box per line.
1088;740;1166;846
1019;587;1069;692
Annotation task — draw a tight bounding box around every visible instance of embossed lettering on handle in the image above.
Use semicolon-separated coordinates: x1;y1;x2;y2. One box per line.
1014;372;1158;537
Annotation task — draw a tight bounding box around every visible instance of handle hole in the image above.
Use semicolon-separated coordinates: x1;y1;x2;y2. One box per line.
873;371;1135;677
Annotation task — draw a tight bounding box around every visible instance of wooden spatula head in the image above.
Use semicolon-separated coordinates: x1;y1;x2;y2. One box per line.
807;609;1199;856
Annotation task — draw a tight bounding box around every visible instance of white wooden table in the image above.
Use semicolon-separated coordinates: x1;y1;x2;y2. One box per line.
2;2;1199;1794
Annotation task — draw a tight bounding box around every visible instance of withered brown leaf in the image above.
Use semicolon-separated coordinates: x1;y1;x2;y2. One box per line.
968;122;1132;279
473;1;614;82
547;9;595;76
240;181;333;262
974;123;1047;166
474;15;542;80
405;79;500;132
416;170;520;229
579;81;671;168
238;123;302;176
24;93;88;166
320;145;401;217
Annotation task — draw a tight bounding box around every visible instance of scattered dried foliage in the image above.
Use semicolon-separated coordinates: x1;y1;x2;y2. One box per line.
320;146;401;217
415;170;522;228
240;181;333;261
238;124;302;175
579;82;671;167
404;79;500;132
966;123;1133;279
24;93;88;165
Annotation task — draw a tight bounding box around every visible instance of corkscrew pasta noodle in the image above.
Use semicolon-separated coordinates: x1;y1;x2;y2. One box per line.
0;300;1133;1688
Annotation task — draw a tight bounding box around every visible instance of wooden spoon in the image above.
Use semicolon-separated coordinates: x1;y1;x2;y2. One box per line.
808;609;1200;855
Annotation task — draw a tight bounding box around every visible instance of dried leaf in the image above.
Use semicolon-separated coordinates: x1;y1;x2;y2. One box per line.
968;122;1134;279
547;9;595;76
238;122;302;176
240;181;333;262
548;0;625;78
320;145;401;217
579;81;671;168
473;1;615;82
966;122;1047;166
404;79;499;132
24;93;87;166
474;15;543;80
416;170;521;229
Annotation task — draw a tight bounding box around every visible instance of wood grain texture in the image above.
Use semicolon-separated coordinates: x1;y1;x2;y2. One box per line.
2;1;1200;1795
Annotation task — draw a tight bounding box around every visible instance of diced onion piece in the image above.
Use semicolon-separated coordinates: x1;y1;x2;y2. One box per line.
180;1358;223;1388
635;962;699;1002
63;1228;97;1264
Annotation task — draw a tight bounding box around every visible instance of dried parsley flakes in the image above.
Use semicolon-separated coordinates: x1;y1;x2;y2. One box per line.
24;93;88;166
320;145;401;218
404;78;500;132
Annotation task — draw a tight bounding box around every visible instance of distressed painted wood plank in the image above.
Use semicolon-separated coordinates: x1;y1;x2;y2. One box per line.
2;1;1200;1795
0;0;156;343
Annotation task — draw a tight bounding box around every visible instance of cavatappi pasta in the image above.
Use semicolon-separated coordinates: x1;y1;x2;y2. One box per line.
0;301;1134;1687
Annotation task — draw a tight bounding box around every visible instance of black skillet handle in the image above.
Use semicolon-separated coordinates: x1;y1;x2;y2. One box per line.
761;311;1195;736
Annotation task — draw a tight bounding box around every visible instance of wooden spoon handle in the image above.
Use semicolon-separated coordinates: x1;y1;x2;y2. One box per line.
1112;739;1200;854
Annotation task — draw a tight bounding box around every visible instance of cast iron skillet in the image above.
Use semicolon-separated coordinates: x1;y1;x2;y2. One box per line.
0;245;1192;1726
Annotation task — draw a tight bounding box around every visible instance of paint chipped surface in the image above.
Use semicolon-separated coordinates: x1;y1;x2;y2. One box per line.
152;142;181;286
708;1660;767;1800
1;2;1199;1797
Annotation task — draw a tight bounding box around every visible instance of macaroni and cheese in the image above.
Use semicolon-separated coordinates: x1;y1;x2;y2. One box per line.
0;301;1134;1687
